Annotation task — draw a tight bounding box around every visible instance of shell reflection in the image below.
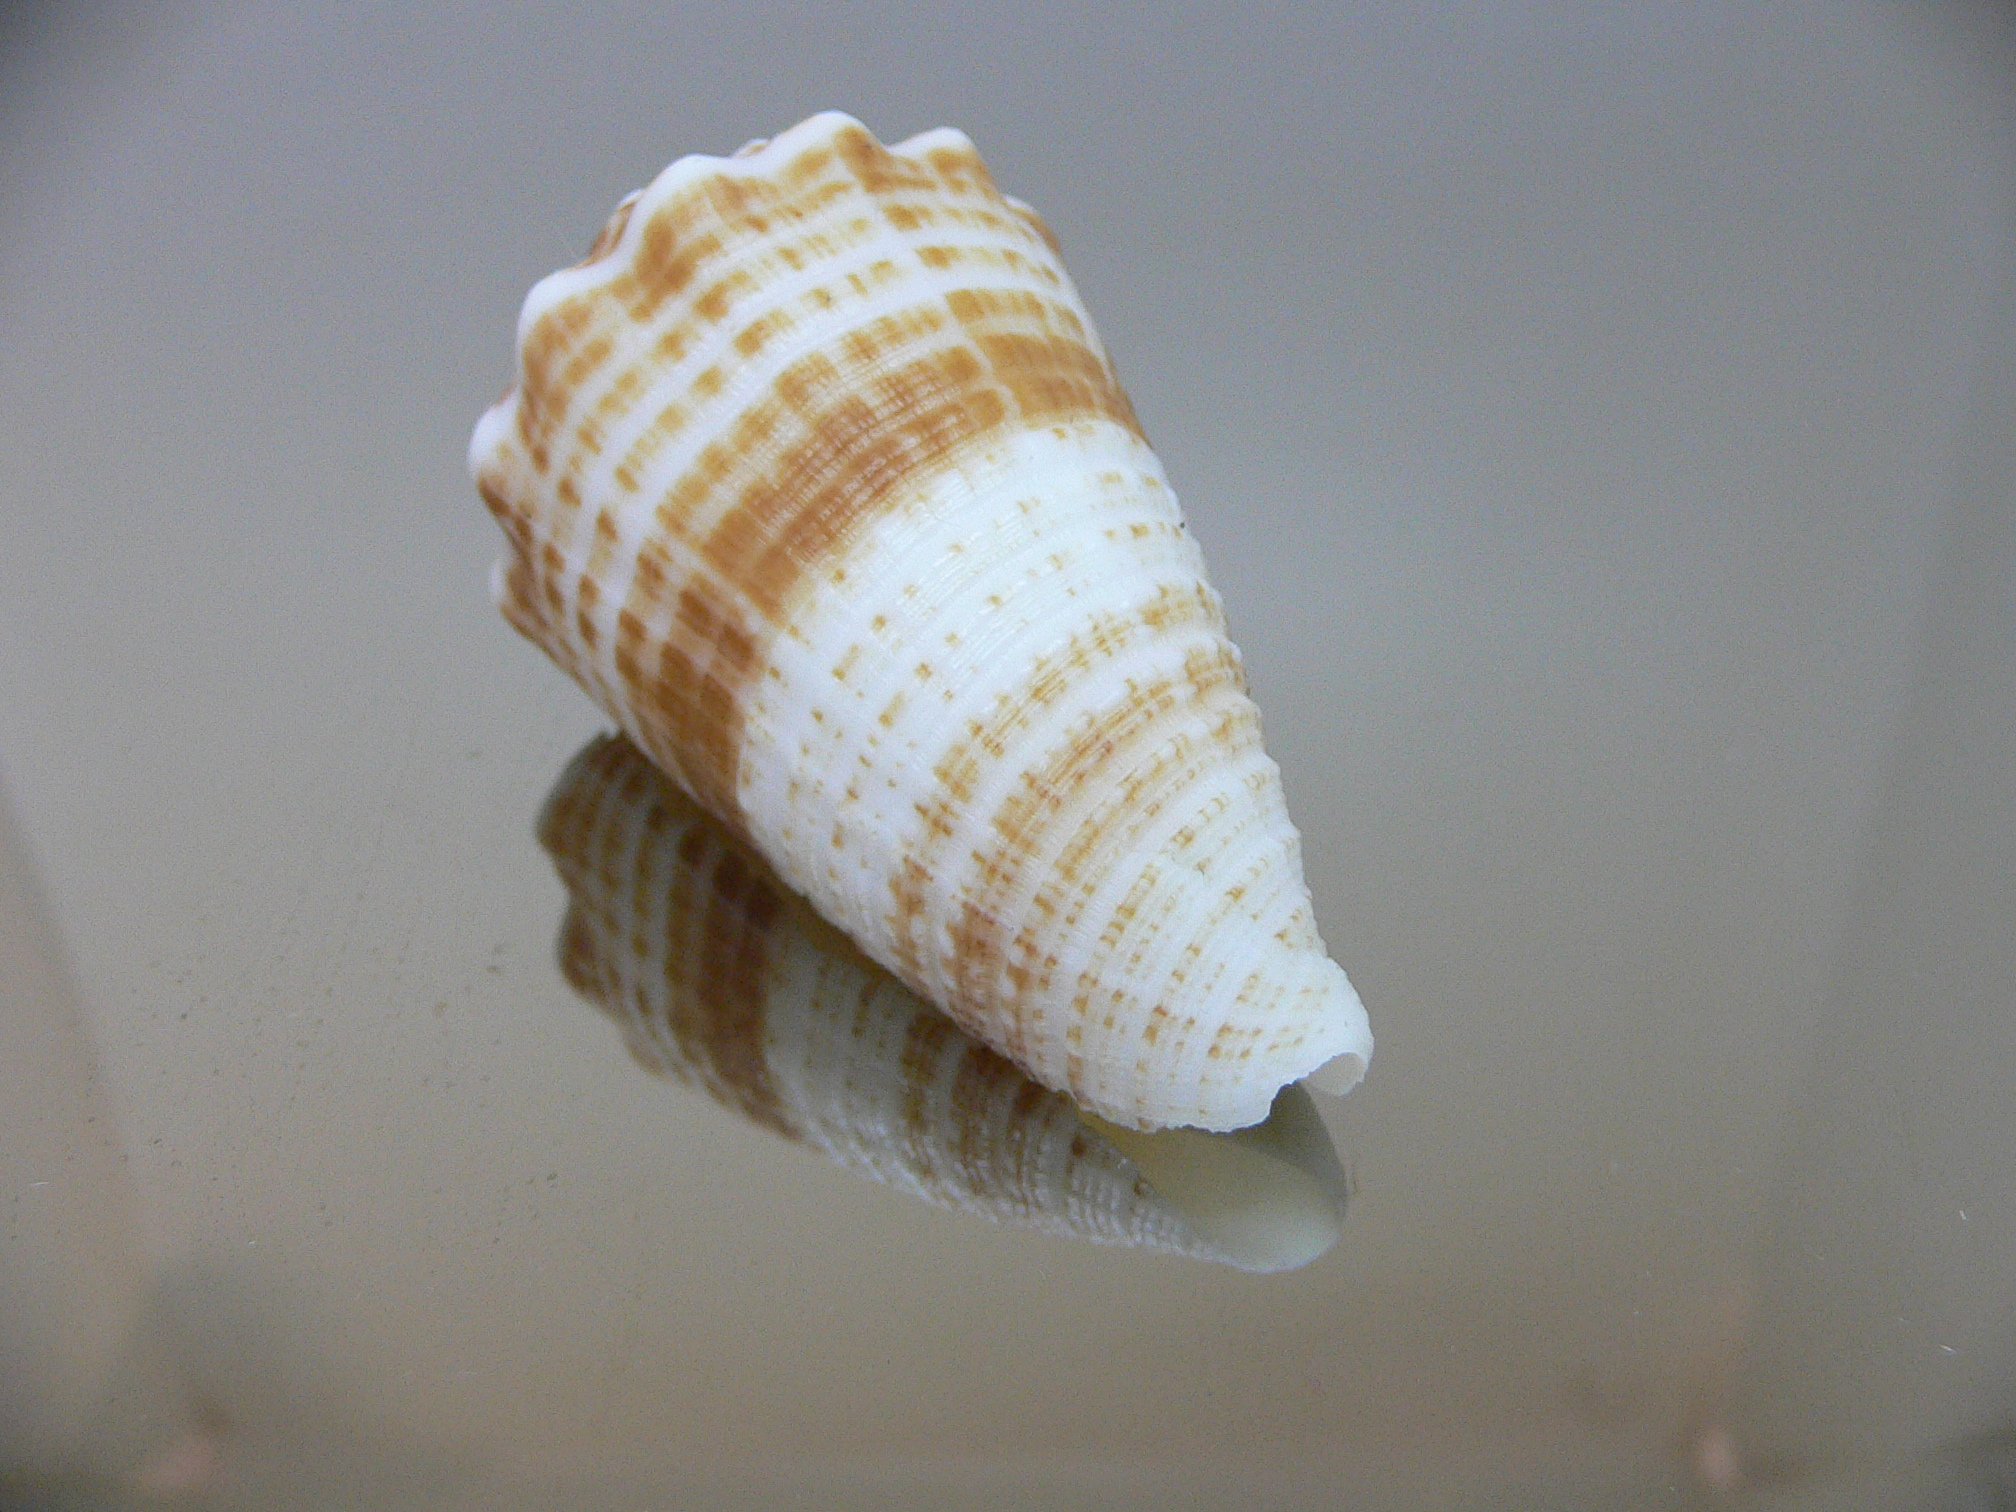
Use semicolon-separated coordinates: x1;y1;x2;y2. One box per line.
539;732;1350;1271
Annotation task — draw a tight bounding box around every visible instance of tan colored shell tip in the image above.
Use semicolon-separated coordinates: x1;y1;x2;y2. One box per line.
473;111;1372;1131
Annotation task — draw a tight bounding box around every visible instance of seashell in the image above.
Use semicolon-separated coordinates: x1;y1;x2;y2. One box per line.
538;732;1350;1271
473;111;1371;1131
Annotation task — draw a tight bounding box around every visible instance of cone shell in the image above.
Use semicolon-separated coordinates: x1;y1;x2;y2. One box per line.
474;111;1371;1130
541;733;1348;1269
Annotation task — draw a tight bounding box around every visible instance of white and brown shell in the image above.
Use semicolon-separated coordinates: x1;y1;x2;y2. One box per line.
474;111;1371;1131
539;732;1350;1270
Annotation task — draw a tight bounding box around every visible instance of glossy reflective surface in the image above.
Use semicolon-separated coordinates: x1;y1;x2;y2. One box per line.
2;4;2013;1507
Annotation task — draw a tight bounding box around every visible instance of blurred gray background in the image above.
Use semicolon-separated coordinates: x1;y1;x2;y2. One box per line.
2;2;2013;1507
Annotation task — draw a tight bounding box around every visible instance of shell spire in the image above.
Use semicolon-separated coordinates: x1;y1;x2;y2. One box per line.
539;732;1350;1270
474;111;1371;1130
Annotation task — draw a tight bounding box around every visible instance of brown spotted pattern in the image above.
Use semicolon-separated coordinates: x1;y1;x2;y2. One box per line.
477;116;1140;823
482;113;1371;1133
892;583;1250;1044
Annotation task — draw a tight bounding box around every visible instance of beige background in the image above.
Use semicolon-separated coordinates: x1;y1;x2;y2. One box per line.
2;2;2013;1506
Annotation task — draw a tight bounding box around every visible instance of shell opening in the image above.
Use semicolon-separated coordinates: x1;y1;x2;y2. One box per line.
1081;1084;1348;1272
1303;1051;1368;1097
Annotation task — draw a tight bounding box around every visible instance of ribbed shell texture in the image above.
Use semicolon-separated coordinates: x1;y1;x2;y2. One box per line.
476;113;1370;1129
